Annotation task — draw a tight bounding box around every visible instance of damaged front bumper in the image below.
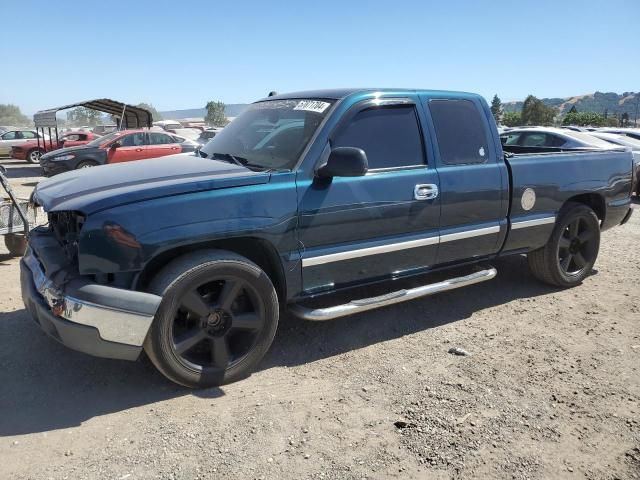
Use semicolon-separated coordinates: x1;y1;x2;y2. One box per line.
20;234;162;361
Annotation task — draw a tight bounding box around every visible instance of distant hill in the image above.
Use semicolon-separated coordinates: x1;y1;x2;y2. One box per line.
503;91;640;117
159;104;248;120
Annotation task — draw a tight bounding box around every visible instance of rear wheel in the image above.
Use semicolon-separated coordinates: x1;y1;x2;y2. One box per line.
4;234;27;256
528;203;600;287
26;149;43;164
144;250;279;388
76;160;98;169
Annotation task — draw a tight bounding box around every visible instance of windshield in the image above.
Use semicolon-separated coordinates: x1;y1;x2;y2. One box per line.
199;98;334;170
87;131;120;147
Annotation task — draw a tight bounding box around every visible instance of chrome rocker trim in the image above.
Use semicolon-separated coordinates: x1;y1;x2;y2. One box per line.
23;248;159;346
289;267;497;321
511;216;556;230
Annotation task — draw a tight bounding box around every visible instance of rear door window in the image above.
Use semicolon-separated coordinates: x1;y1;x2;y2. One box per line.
429;99;489;165
148;133;176;145
21;131;36;139
332;105;424;169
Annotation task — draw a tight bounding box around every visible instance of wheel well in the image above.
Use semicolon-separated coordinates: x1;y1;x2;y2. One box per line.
563;193;605;223
135;238;287;300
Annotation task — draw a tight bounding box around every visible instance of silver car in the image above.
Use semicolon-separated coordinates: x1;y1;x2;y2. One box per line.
0;129;49;158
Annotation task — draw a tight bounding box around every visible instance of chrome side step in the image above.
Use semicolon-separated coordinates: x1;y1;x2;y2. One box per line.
288;267;497;321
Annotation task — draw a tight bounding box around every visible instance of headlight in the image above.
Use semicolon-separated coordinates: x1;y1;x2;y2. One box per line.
53;154;75;161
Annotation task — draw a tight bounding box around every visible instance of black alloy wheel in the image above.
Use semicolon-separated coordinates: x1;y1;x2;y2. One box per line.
144;250;279;388
556;216;599;277
170;276;265;373
528;202;600;287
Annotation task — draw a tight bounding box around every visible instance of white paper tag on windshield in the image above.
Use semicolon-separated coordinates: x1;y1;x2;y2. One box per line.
293;100;331;113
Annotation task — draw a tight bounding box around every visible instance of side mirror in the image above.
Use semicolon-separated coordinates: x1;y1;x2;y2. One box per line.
110;141;121;149
316;147;368;178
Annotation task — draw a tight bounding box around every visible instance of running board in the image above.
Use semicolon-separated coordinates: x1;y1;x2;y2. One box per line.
288;267;497;321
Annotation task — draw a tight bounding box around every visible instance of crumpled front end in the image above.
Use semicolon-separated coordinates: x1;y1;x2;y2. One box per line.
20;227;162;361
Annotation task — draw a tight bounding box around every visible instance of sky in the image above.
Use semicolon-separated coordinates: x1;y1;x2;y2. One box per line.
1;0;638;114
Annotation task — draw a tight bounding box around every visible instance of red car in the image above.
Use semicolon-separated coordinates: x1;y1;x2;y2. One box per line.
39;129;199;176
11;131;98;163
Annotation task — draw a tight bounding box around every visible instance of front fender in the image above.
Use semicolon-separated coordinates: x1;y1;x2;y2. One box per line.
77;172;299;275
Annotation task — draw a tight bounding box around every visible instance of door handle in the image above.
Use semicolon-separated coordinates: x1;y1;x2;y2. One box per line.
135;148;143;152
414;184;439;200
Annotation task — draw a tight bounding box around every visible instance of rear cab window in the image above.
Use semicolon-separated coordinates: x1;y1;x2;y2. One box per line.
428;99;490;165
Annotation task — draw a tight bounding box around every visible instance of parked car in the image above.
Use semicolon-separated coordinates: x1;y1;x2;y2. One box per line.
499;127;616;151
92;125;117;136
0;129;49;158
153;120;182;131
22;88;634;388
166;128;201;142
39;129;198;176
586;132;640;196
599;128;640;141
196;127;223;145
11;131;98;163
0;125;16;134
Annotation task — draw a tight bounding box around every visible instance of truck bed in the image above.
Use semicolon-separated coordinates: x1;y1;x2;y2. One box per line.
500;147;634;254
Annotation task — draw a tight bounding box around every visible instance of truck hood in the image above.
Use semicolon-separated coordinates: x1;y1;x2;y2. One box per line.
34;153;270;214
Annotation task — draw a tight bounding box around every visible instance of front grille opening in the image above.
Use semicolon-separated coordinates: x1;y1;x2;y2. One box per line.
48;211;85;262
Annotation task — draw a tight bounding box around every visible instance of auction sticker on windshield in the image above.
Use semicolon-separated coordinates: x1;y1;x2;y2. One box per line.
293;100;331;113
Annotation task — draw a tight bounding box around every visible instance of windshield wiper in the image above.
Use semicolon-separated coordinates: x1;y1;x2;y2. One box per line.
208;152;271;172
210;152;246;167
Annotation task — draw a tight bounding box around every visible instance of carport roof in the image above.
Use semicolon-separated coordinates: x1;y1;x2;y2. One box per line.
33;99;153;128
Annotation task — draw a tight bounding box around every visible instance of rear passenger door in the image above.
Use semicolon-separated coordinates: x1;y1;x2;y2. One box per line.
424;97;508;265
147;132;182;158
297;97;440;292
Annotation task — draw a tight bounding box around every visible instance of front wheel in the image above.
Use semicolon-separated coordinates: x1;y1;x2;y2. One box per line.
528;203;600;287
144;250;279;388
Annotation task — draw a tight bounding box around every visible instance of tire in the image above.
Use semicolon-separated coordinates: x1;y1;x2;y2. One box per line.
76;160;98;169
144;249;279;388
527;202;600;288
4;234;27;256
26;149;43;164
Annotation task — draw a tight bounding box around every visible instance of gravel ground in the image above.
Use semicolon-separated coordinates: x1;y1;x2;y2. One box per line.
0;160;639;479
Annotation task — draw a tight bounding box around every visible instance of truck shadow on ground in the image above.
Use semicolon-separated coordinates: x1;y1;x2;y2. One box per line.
0;309;222;437
0;255;558;436
260;255;562;370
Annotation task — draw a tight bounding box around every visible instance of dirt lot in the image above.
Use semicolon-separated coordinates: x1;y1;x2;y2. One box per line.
0;160;639;480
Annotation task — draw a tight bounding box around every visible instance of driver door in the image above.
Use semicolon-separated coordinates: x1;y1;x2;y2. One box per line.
297;97;440;293
107;132;147;163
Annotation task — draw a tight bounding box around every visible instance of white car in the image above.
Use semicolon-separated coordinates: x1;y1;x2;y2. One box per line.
0;129;49;158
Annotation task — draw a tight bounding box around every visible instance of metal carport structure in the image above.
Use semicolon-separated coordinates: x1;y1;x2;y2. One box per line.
33;99;154;152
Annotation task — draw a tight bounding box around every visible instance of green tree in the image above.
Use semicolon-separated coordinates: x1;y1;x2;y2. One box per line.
137;103;162;121
502;111;522;127
621;112;630;127
66;107;104;126
0;104;30;126
490;94;502;123
567;105;577;114
205;101;228;127
521;95;556;126
562;111;607;127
